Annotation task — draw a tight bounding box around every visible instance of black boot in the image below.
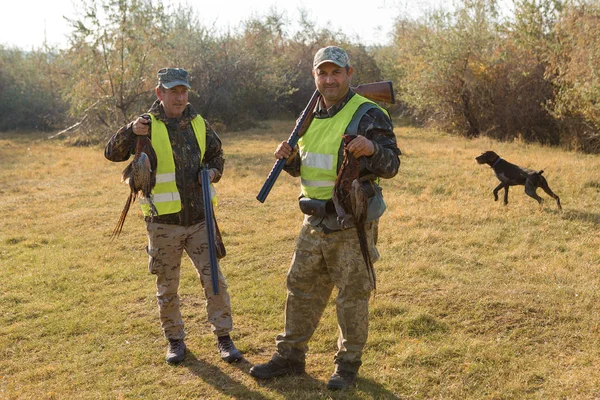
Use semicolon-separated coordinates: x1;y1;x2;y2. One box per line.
249;354;305;379
217;335;243;363
327;363;358;390
165;339;186;364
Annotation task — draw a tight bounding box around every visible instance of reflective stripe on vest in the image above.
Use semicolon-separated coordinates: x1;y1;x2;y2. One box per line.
140;114;209;216
140;191;181;204
298;94;382;200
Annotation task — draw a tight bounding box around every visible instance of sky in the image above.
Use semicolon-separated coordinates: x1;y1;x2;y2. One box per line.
1;0;446;50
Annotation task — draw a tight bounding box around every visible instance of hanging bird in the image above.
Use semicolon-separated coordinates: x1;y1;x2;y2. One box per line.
332;135;376;290
110;134;158;239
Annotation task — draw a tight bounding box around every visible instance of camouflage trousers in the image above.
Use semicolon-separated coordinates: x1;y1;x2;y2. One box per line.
146;221;234;340
275;221;379;369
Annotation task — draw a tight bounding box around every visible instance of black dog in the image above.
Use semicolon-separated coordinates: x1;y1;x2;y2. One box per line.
476;150;562;210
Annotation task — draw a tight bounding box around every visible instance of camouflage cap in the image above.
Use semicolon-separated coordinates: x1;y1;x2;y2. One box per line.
313;46;350;69
157;68;191;89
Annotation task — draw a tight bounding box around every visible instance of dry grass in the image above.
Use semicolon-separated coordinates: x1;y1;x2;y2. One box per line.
2;122;600;399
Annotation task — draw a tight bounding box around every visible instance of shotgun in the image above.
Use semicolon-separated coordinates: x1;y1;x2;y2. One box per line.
256;80;395;203
200;165;220;295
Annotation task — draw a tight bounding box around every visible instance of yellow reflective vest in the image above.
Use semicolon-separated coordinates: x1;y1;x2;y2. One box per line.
298;94;383;200
139;114;214;216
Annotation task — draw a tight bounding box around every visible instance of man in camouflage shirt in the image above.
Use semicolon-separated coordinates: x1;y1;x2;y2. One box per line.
105;68;242;365
249;46;401;390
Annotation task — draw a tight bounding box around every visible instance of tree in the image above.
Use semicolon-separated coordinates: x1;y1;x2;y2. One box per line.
62;0;172;141
546;1;600;152
386;1;501;136
386;0;565;144
0;45;67;131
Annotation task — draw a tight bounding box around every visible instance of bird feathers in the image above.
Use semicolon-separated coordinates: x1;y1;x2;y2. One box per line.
332;135;376;291
110;136;158;239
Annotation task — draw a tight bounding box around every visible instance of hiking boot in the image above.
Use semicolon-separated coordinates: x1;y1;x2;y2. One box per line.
217;335;243;363
327;369;357;390
249;355;305;379
165;339;186;364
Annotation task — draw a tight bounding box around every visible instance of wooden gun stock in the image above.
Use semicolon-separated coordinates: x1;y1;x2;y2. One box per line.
256;80;395;203
353;80;395;104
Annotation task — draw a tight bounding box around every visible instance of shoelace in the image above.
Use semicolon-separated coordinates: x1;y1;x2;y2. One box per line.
169;341;184;353
218;340;233;351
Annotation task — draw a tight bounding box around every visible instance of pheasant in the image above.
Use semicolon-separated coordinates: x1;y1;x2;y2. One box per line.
332;135;376;290
111;134;158;239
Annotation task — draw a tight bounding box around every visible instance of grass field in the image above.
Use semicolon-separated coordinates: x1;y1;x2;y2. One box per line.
2;121;600;399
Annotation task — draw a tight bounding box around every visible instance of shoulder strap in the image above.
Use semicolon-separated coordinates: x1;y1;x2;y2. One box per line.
345;102;380;137
343;101;384;185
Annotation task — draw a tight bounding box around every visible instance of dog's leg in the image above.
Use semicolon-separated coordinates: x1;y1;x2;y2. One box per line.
538;178;562;210
525;179;544;207
493;183;505;202
503;186;510;205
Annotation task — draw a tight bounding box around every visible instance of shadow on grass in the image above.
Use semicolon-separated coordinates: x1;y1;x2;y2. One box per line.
249;372;325;399
356;378;402;399
183;352;268;400
248;371;402;400
561;209;600;224
182;351;401;399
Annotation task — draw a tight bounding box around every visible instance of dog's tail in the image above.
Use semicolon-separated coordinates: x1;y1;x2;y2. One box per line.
529;170;547;186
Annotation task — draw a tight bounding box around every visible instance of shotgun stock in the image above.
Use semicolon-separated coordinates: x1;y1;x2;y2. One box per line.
353;80;395;104
200;166;220;295
256;80;395;203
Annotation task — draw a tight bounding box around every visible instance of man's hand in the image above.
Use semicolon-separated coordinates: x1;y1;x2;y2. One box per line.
132;116;151;136
274;141;298;165
346;135;375;158
198;169;216;184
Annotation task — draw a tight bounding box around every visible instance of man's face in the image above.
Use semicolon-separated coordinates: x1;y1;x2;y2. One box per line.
312;62;354;108
156;85;189;118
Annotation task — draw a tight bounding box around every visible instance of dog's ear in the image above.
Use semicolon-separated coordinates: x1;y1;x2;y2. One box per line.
484;151;498;161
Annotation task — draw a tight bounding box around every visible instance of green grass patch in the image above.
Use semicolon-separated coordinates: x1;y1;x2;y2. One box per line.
3;122;600;398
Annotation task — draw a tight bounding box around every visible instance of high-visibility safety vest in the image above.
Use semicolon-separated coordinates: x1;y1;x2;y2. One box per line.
298;94;384;200
139;114;215;216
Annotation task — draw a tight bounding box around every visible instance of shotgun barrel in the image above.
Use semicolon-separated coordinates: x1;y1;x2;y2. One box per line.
201;165;220;295
256;81;395;203
256;89;321;203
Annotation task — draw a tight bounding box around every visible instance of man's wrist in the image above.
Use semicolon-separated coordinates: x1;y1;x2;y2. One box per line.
367;141;379;158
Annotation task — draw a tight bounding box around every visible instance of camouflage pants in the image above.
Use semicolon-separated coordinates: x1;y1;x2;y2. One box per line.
146;221;233;340
275;221;379;369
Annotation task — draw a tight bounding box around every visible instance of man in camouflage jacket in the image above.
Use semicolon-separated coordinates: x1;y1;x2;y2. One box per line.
105;68;242;365
250;47;401;390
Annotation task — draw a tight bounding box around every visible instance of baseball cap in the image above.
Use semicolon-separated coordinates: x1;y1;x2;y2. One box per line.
313;46;350;69
157;68;191;89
